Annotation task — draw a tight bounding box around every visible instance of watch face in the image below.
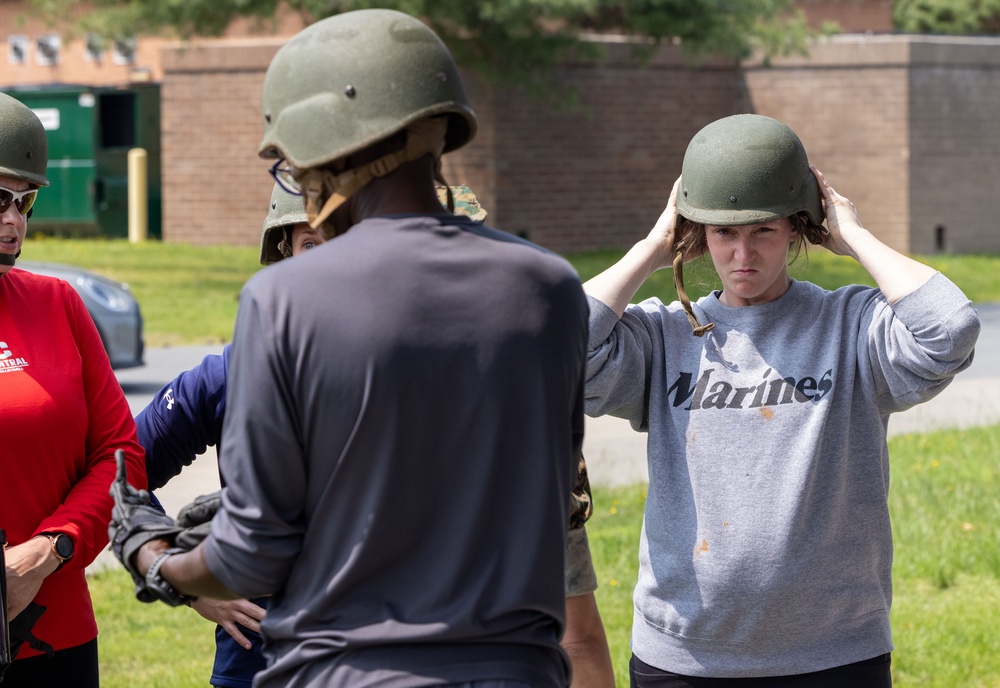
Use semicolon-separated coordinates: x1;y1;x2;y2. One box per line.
54;534;74;560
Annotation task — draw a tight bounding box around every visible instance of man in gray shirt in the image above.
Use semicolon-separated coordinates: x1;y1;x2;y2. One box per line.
114;9;590;687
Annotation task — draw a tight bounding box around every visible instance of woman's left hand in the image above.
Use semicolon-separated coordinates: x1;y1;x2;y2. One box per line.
812;166;864;258
4;538;57;620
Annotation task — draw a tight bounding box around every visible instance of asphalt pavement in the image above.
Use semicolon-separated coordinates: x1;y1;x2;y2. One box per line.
90;302;999;573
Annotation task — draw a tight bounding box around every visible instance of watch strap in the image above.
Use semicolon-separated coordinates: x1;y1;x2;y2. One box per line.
144;547;197;607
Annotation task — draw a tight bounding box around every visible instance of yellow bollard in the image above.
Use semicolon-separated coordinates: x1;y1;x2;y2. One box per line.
128;148;148;243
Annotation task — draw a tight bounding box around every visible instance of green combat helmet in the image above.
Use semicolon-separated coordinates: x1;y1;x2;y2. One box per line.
260;183;488;265
258;9;477;234
0;92;49;188
259;182;309;265
677;114;823;228
671;114;824;337
0;92;49;267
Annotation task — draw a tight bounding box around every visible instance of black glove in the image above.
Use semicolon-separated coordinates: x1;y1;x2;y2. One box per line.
0;602;54;682
175;491;221;551
9;602;53;660
108;449;184;603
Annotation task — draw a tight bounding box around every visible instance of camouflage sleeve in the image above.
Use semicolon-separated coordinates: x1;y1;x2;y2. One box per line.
569;455;592;530
565;526;598;597
436;184;487;221
565;455;598;597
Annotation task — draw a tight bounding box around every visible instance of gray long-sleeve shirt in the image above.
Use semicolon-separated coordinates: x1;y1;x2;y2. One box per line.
203;214;588;688
586;273;980;677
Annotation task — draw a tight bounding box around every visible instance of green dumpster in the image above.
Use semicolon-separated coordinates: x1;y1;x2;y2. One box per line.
3;84;162;239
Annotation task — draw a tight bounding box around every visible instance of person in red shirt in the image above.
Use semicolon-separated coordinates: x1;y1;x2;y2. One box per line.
0;91;146;686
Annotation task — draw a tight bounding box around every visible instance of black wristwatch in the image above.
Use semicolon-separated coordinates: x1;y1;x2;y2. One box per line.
145;547;197;607
44;533;74;571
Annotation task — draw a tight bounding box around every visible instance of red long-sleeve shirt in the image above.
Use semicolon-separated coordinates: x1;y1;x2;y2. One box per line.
0;268;146;657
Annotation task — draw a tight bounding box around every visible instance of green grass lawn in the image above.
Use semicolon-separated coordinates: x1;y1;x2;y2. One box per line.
90;424;1000;687
26;236;261;346
90;576;216;687
22;237;1000;347
588;425;1000;687
24;237;998;684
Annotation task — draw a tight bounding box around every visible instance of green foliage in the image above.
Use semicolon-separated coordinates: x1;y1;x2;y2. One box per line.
27;0;810;97
27;0;284;40
579;0;812;60
895;0;1000;34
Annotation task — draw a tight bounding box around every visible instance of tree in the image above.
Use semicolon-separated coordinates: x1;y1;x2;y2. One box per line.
28;0;813;95
895;0;1000;34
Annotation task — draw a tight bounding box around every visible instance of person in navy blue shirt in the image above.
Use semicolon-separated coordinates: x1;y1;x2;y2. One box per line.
136;184;322;687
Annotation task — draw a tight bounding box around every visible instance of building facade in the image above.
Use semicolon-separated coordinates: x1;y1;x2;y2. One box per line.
4;0;999;254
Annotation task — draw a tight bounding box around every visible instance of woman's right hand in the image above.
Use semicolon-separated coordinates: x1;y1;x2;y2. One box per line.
583;177;689;317
190;597;267;650
4;538;60;620
643;177;684;270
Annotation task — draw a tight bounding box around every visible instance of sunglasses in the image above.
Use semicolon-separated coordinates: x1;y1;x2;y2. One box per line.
0;186;39;216
268;159;302;196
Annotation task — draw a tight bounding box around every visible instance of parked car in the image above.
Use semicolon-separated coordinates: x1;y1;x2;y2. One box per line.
18;261;145;370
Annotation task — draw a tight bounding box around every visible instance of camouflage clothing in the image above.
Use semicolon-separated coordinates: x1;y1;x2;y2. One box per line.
436;185;487;222
568;455;593;530
565;456;598;597
565;526;598;597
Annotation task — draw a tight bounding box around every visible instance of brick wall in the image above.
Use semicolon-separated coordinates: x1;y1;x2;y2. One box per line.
907;39;1000;254
746;35;1000;254
153;42;742;253
157;35;1000;256
159;42;282;250
480;46;743;252
9;0;995;256
156;42;743;253
744;38;911;252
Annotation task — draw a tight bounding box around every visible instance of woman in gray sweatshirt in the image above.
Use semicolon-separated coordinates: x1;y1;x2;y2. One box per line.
584;114;981;686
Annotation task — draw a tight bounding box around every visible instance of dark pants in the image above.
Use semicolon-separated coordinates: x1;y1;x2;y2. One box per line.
631;652;891;688
1;639;99;688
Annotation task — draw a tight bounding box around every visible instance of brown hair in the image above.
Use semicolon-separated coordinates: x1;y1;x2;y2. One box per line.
675;211;824;266
671;211;825;336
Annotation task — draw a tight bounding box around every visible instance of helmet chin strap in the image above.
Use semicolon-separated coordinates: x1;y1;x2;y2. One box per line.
275;227;293;260
302;117;449;238
672;250;714;337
